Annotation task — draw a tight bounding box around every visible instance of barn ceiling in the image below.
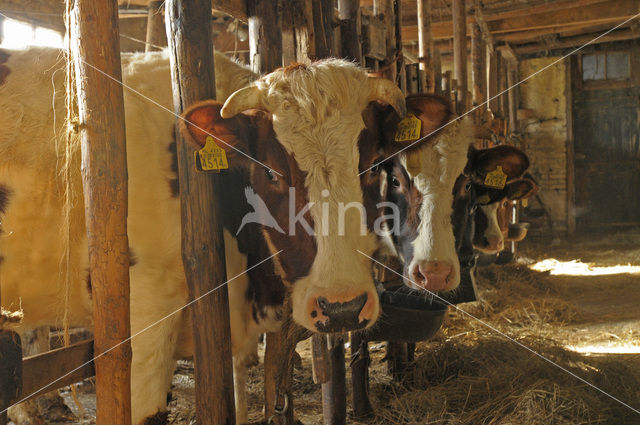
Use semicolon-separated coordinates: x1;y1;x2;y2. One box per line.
0;0;638;56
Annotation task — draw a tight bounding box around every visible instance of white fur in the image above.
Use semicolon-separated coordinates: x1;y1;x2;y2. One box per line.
477;202;503;253
248;61;381;329
0;47;259;424
401;118;473;290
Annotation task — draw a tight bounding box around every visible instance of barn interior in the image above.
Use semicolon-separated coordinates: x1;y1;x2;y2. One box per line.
1;0;639;424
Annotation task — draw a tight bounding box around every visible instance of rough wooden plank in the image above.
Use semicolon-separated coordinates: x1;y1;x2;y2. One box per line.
311;334;330;384
338;0;362;63
471;21;486;122
19;340;94;404
374;0;396;81
362;13;387;61
165;0;235;424
350;333;373;420
145;0;167;51
321;335;346;425
452;0;467;114
70;1;132;423
417;0;434;93
248;0;283;74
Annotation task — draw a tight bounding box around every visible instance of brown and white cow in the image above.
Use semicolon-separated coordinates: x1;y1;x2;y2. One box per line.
453;145;539;255
359;95;474;293
0;48;409;424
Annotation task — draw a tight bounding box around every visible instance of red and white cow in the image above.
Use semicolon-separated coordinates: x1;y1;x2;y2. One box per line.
0;48;408;424
361;95;474;293
453;145;538;255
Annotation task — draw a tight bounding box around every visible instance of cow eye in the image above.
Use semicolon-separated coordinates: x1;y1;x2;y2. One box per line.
265;168;279;183
465;182;472;192
370;162;381;174
391;175;401;188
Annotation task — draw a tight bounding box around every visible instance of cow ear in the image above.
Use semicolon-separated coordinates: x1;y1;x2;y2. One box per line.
506;178;539;200
467;145;530;182
180;100;253;157
380;94;454;154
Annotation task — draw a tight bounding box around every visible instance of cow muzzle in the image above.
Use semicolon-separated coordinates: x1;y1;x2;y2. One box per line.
306;290;378;333
410;260;457;292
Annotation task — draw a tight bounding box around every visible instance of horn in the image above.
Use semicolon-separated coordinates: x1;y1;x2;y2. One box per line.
220;85;265;118
367;77;407;117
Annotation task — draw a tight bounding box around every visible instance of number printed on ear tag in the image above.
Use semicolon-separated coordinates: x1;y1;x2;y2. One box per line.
394;114;422;143
484;166;508;189
195;136;229;172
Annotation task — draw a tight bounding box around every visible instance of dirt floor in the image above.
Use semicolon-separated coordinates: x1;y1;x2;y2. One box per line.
11;230;640;425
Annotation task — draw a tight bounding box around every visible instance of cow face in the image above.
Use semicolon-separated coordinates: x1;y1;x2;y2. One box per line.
360;95;473;293
182;60;407;333
460;145;538;254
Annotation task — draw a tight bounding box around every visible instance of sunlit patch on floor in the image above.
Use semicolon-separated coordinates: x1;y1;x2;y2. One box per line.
566;343;640;354
530;259;640;276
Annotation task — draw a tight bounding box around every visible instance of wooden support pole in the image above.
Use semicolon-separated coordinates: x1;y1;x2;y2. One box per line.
165;1;235;424
338;0;361;64
145;0;167;52
318;0;337;57
395;0;405;90
248;0;283;74
70;1;132;424
321;335;346;425
452;0;467;114
264;330;296;425
433;49;442;94
506;61;518;134
350;333;373;420
374;0;396;81
487;46;499;116
294;0;316;63
417;0;434;93
471;21;486;122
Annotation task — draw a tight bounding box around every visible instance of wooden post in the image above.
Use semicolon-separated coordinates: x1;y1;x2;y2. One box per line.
248;0;283;74
433;49;442;94
487;46;499;116
294;0;316;63
374;0;397;81
145;0;167;52
264;329;297;425
321;335;346;425
506;61;518;134
452;0;467;114
282;1;296;65
165;1;235;424
471;21;486;122
417;0;434;93
566;57;576;235
316;0;336;57
338;0;361;63
70;1;131;424
350;333;373;420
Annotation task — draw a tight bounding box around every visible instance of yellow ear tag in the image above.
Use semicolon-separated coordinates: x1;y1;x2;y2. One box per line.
522;198;529;208
484;166;507;189
394;114;422;143
195;136;229;172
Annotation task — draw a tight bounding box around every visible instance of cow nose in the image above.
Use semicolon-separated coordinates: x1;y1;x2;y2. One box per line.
485;235;504;252
411;261;455;292
308;291;377;333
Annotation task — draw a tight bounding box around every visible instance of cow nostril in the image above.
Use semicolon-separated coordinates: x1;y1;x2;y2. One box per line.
317;296;329;310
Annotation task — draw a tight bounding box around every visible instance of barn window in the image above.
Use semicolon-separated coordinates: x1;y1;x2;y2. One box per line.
582;52;630;81
0;18;63;49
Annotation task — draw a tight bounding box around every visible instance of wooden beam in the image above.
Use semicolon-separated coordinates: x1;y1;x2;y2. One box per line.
471;21;486;121
165;0;235;424
321;335;347;425
294;0;316;63
338;0;361;64
400;0;639;42
513;28;639;55
506;61;518;134
70;1;132;424
311;0;335;59
19;340;95;404
417;0;434;93
145;0;166;52
248;0;283;74
375;0;396;81
213;0;248;21
452;0;467;113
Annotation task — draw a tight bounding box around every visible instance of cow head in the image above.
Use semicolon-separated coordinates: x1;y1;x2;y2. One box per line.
359;95;473;293
456;145;538;254
181;60;406;333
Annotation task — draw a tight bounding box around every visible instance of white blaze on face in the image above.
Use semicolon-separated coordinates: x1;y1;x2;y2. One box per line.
402;119;472;292
255;61;380;330
477;202;504;253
